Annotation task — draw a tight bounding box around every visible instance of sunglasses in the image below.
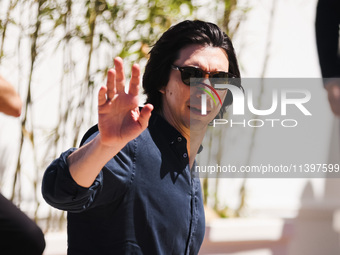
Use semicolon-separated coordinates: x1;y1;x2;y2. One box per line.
171;64;237;89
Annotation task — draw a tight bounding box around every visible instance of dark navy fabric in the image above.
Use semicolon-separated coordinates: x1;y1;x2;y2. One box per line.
42;113;205;255
315;0;340;79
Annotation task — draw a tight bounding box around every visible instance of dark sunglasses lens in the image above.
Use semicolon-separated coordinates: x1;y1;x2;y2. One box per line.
212;72;229;79
181;67;203;85
211;72;229;89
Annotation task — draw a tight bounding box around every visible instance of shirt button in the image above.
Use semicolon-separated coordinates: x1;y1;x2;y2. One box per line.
177;137;182;142
183;153;188;158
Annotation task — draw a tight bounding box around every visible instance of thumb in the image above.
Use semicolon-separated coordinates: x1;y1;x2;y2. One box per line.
138;104;154;129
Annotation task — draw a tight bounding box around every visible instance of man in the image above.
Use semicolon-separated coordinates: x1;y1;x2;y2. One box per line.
0;75;46;255
42;20;240;254
315;0;340;116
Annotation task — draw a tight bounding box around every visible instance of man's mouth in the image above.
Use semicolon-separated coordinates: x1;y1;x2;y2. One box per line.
188;105;211;115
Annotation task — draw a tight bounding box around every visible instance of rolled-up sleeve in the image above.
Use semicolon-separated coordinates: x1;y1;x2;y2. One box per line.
42;138;136;213
41;148;102;213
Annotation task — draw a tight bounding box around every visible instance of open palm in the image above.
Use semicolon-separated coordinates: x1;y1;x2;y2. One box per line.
98;57;153;147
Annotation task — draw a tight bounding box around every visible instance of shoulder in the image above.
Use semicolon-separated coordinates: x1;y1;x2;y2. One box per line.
79;124;99;147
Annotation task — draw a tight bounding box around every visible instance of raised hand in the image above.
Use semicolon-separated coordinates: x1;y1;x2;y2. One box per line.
98;57;153;147
67;57;153;188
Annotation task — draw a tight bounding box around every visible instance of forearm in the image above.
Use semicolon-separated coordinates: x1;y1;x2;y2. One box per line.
0;76;22;117
42;148;101;212
68;134;126;188
42;136;135;212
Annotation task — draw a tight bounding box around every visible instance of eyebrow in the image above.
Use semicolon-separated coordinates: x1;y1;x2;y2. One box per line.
176;64;228;72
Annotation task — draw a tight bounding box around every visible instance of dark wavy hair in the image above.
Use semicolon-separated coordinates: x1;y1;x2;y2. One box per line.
142;20;241;115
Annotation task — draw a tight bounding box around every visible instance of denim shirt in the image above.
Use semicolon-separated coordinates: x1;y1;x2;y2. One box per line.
42;113;205;255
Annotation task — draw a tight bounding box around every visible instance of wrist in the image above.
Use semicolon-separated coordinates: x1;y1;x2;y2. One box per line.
96;133;127;152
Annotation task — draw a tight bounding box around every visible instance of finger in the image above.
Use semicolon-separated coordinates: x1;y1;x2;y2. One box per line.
138;104;154;129
106;69;116;100
129;64;140;96
98;86;107;106
114;57;125;93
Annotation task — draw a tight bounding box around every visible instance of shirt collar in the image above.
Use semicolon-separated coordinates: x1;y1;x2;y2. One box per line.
148;112;186;146
148;112;203;154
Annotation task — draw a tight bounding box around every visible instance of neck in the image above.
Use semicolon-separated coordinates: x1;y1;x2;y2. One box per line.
188;128;206;168
158;108;206;168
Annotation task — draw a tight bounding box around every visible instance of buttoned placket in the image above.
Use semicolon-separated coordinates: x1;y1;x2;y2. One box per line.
169;134;199;254
185;165;201;255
